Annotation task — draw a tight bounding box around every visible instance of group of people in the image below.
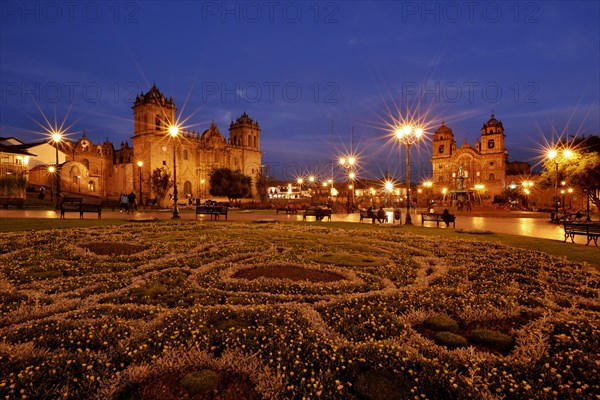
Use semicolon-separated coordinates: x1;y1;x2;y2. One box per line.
119;191;137;214
366;206;394;224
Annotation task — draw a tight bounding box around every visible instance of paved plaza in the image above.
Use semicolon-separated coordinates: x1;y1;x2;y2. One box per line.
1;207;592;246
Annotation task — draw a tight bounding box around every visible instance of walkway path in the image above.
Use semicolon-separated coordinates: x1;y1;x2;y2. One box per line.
1;207;588;245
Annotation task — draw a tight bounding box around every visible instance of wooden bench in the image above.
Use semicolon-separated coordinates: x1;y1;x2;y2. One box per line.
100;199;121;211
195;205;228;220
0;198;24;209
563;222;600;246
420;212;455;227
359;210;375;223
60;197;101;219
303;208;332;221
359;209;388;223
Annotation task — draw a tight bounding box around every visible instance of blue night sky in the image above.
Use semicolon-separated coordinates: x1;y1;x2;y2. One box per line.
1;1;599;181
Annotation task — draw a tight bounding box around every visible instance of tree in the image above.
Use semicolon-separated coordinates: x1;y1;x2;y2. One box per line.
255;171;269;203
150;167;173;207
209;168;252;201
541;135;600;212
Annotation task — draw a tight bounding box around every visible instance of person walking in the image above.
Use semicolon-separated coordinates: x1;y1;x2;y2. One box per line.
127;191;137;214
120;193;128;212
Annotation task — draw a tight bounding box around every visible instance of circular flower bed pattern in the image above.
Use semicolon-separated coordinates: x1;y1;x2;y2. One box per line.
0;222;598;400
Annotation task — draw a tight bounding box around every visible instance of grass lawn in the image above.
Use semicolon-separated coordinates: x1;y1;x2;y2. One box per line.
0;220;598;399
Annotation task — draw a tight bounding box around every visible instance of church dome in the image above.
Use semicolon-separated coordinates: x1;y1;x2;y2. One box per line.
434;121;454;137
482;114;503;129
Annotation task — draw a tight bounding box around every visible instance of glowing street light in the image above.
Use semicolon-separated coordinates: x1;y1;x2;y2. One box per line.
51;131;62;210
568;187;574;209
547;148;573;223
395;125;425;224
522;181;534;210
48;165;56;201
169;125;180;219
137;160;143;207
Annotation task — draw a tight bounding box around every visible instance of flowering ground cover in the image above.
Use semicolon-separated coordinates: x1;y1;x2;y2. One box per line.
0;221;598;399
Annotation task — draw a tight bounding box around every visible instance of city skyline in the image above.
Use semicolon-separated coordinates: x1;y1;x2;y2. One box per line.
1;1;598;180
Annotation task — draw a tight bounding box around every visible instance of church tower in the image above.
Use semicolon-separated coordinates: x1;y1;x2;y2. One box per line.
229;112;260;150
479;114;505;155
131;84;177;204
431;121;456;185
132;84;177;137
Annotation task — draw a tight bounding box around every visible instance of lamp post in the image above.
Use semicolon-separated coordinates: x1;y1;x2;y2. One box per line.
48;166;55;202
423;180;433;208
308;176;315;202
349;171;356;211
521;181;534;210
395;125;424;224
568;188;573;209
339;156;356;213
52;132;62;210
169;125;180;219
137;161;143;208
547;148;572;223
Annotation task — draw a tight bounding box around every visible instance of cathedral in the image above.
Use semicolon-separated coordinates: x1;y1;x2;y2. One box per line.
44;84;262;203
431;114;509;197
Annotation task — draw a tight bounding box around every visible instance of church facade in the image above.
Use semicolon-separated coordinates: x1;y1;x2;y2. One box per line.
52;85;262;203
431;114;508;197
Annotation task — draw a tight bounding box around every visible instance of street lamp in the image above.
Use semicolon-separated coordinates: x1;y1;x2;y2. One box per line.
548;148;573;223
137;161;143;207
568;187;573;209
339;156;357;212
522;181;534;210
395;125;425;224
200;178;206;202
48;166;55;201
51;131;62;210
169;125;180;219
423;180;433;208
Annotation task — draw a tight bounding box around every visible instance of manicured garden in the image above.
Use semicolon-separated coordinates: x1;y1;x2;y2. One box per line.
0;221;598;399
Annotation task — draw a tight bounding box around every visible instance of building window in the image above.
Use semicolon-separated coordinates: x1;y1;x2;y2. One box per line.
489;174;495;181
438;176;444;182
183;150;188;160
162;160;166;166
490;161;494;166
488;139;495;149
155;115;160;130
438;145;444;154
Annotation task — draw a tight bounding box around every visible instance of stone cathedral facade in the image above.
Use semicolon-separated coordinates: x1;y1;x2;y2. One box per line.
43;84;262;203
431;114;507;196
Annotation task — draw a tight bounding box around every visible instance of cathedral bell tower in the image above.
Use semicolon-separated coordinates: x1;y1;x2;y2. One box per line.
229;112;260;150
479;114;505;155
431;121;456;186
132;84;177;137
432;121;455;160
131;84;177;203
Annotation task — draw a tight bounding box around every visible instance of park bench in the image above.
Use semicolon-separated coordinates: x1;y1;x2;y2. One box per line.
420;212;455;228
303;208;332;221
100;199;120;211
60;197;102;219
0;198;24;209
563;222;600;246
359;209;388;223
195;205;228;220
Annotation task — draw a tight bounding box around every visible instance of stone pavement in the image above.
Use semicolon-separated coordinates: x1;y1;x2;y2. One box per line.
1;207;592;245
